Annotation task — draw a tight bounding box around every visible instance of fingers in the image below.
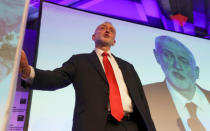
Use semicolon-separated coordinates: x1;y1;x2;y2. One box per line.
20;50;31;78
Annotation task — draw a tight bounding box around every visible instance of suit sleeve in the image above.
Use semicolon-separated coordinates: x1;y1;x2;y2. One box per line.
30;55;78;91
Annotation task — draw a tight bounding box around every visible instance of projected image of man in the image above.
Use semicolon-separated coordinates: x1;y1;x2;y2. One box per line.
144;36;210;131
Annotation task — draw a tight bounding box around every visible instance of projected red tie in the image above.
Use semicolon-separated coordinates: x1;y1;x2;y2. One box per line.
102;52;124;121
186;102;205;131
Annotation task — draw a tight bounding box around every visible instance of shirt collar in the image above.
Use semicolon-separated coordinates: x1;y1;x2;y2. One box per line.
95;48;112;57
166;80;207;111
192;87;209;111
166;80;188;110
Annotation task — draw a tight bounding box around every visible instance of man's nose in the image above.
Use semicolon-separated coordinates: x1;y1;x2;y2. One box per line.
173;58;182;70
105;30;110;33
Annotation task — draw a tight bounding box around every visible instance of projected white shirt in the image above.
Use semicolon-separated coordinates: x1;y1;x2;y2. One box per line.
167;80;210;130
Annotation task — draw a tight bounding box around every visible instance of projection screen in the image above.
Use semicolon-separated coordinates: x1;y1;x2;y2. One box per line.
28;1;210;131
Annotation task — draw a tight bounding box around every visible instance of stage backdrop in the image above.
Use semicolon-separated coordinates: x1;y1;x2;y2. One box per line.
0;0;29;130
28;1;210;131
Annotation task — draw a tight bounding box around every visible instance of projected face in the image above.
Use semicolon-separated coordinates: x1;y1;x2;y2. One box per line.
92;22;116;49
154;36;199;92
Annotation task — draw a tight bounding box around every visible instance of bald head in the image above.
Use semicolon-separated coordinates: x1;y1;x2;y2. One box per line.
155;36;195;63
94;22;116;34
92;21;116;51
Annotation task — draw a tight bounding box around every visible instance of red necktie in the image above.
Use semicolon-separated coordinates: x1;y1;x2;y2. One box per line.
102;52;124;121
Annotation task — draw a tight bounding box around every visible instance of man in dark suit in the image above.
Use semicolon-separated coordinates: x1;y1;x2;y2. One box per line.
143;36;210;131
20;22;156;131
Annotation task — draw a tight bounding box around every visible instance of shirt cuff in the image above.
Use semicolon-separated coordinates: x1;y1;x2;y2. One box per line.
22;66;35;84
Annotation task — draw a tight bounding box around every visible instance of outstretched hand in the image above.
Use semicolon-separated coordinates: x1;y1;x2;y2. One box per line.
19;50;31;79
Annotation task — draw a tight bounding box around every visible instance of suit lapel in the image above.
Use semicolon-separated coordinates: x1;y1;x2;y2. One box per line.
88;51;108;85
88;52;135;92
112;54;124;69
112;55;136;100
113;55;126;73
161;81;185;130
112;54;130;87
197;84;210;103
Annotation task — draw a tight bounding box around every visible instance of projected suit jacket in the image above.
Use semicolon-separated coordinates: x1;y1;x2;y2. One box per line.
143;81;210;131
30;51;156;131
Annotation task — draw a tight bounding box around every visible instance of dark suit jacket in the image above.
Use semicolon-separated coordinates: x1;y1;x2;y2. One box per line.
143;81;210;131
30;51;156;131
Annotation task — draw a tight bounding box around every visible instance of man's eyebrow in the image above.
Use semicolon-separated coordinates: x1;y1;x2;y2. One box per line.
163;48;172;51
110;27;115;30
109;26;116;32
98;24;116;32
100;24;106;27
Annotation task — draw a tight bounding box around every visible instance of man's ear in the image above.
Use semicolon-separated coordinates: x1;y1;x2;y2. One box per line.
92;34;95;41
112;40;116;46
195;66;200;79
153;49;160;64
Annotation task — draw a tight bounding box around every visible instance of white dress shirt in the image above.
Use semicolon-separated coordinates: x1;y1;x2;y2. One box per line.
167;80;210;131
95;48;133;113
